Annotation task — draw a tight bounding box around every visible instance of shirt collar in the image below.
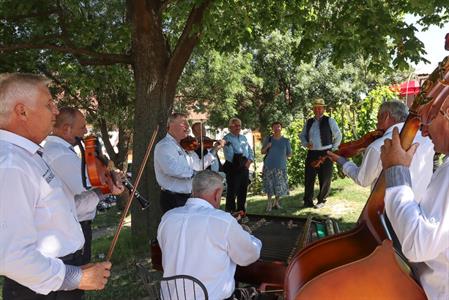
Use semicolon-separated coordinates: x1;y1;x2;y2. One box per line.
186;197;214;209
384;122;404;135
166;133;180;145
0;129;42;155
45;135;73;148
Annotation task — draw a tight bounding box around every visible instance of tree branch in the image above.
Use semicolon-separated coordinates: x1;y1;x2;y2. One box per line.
166;0;212;88
1;8;58;22
0;43;132;65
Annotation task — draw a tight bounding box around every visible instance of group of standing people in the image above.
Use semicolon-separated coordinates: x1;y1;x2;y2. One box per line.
1;71;448;300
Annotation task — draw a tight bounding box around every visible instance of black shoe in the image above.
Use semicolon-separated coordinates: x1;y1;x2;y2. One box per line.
314;202;325;209
302;202;314;208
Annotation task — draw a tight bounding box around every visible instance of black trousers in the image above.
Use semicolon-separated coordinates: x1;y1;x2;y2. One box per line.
79;220;92;265
160;190;191;213
225;169;249;212
2;250;84;300
303;150;333;205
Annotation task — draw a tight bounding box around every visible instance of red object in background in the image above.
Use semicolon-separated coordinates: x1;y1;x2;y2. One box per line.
390;80;420;97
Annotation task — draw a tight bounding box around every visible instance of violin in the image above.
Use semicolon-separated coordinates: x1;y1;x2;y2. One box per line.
79;135;150;210
311;129;385;168
180;135;219;151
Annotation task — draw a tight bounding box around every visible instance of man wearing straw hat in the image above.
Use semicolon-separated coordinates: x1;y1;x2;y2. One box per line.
299;98;342;208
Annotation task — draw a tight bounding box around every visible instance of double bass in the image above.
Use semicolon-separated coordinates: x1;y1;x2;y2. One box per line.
285;55;449;300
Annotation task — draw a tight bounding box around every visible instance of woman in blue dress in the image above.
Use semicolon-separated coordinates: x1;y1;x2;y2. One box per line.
261;122;292;212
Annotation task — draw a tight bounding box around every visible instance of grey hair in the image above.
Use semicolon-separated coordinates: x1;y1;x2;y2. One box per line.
0;73;50;126
228;117;241;128
192;170;224;197
379;100;408;123
166;112;187;128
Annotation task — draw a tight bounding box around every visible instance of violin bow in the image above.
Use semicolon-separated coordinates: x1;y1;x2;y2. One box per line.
199;119;205;170
106;125;159;261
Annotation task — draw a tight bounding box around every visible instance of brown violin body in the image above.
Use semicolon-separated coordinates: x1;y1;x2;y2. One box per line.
311;129;385;168
83;135;150;209
84;135;113;194
180;136;218;151
285;55;449;300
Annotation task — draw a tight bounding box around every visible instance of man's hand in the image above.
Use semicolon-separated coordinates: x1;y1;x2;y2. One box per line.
380;127;418;169
326;151;341;162
79;261;112;291
241;224;252;234
244;159;252;169
307;143;313;150
107;170;125;195
213;139;226;151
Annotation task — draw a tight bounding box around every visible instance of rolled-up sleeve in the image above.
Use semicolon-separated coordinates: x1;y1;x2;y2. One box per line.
227;219;261;266
384;165;449;262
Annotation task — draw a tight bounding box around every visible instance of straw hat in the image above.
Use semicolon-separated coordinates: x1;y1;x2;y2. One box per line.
313;98;326;107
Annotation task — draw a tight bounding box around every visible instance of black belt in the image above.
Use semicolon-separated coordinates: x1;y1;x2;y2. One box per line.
80;220;92;226
161;189;190;197
58;248;83;263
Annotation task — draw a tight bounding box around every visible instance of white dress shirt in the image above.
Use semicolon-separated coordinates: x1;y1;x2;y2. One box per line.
0;130;84;294
154;134;215;194
385;156;449;300
157;198;262;300
342;123;434;198
43;135;100;222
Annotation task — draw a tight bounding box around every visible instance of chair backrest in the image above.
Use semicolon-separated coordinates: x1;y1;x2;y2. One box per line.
136;263;208;300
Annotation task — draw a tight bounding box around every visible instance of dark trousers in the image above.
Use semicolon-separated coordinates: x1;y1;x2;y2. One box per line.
225;169;249;212
160;190;190;213
303;150;333;205
2;250;84;300
80;220;92;264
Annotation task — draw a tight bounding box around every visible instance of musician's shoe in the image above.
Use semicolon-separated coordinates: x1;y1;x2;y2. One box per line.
302;202;314;208
314;202;326;209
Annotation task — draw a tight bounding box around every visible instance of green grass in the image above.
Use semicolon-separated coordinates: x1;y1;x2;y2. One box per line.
0;177;370;300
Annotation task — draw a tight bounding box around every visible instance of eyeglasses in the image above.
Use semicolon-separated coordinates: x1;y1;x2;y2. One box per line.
420;108;449;129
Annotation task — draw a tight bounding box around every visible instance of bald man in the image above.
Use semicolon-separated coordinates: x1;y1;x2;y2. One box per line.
43;107;123;265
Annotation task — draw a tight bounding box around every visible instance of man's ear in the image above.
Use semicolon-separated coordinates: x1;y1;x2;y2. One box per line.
62;123;72;134
14;103;27;120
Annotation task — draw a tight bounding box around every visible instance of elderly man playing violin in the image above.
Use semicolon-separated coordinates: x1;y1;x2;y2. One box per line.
327;100;434;198
154;112;224;213
43;107;124;266
0;73;112;300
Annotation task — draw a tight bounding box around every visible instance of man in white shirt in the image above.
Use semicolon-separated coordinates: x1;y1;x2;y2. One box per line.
380;97;449;300
154;113;223;213
43;107;123;265
0;73;111;299
328;100;434;198
157;170;262;300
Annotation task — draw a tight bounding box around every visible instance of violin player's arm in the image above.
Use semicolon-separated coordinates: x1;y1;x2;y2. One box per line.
342;145;382;188
189;151;215;171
